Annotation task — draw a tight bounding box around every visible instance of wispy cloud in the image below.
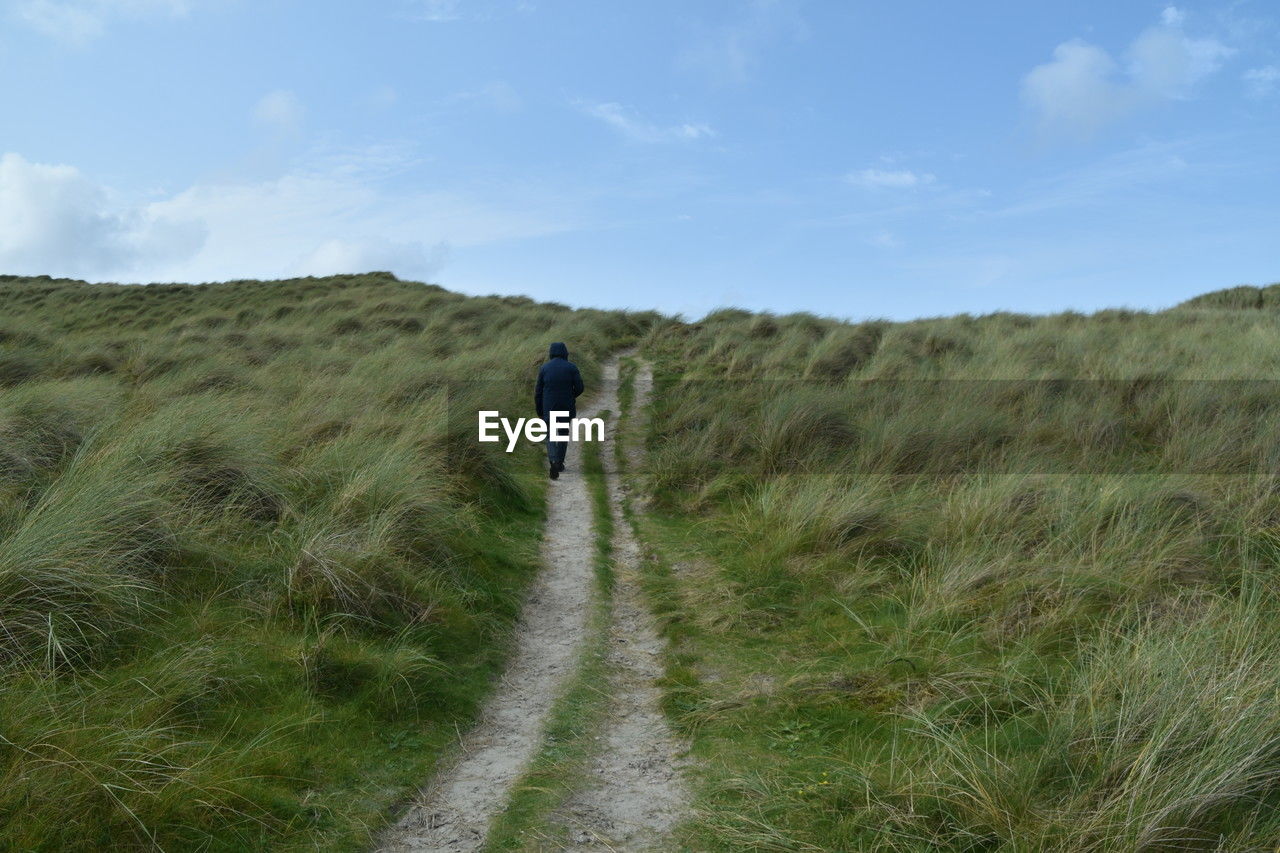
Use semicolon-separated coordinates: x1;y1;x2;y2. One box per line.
253;90;305;136
296;238;451;280
867;229;901;248
447;81;521;112
577;101;714;144
1243;65;1280;97
365;85;399;110
410;0;459;22
979;140;1194;219
403;0;534;24
1022;5;1234;140
9;0;192;43
846;168;936;190
676;0;807;86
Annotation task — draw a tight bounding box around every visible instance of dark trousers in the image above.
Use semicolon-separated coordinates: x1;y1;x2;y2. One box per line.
546;439;568;467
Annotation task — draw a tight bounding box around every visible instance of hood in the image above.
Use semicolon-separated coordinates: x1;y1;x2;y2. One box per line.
548;342;569;359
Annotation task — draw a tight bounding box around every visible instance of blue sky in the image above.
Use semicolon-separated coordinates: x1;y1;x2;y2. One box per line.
1;0;1277;319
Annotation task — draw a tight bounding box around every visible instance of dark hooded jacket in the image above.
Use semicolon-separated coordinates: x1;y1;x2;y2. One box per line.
535;342;584;421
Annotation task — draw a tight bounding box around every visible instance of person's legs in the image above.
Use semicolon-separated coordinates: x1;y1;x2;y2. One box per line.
545;439;568;477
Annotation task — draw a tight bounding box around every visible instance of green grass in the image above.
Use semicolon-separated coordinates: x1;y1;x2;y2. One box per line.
630;286;1280;850
0;273;656;849
9;269;1280;850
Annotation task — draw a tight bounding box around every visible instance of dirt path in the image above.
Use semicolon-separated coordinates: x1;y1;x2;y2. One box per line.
378;357;689;853
551;361;692;850
378;363;616;853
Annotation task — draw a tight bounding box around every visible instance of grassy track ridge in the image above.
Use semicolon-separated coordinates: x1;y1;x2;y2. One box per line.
482;428;617;851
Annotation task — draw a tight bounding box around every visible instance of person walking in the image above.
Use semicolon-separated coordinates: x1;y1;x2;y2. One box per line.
534;341;584;480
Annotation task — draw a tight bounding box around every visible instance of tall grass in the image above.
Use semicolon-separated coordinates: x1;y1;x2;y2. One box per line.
0;272;655;848
637;283;1280;850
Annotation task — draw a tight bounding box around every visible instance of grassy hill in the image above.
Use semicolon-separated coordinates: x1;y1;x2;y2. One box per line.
6;271;1280;851
632;287;1280;850
0;273;654;849
1178;282;1280;311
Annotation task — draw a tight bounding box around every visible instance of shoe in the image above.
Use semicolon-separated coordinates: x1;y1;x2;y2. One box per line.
549;464;559;480
555;461;566;473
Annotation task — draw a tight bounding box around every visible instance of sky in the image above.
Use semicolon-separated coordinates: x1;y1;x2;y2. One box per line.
1;0;1278;320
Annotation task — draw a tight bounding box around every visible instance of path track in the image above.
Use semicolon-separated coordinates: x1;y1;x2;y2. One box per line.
549;360;691;850
379;356;688;853
379;363;613;852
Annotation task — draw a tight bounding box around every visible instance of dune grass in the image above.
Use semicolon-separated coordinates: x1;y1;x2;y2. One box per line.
634;287;1280;850
8;268;1280;850
0;272;654;850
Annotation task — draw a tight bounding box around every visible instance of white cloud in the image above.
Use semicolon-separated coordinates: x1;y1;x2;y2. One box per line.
254;90;304;135
1128;20;1233;99
297;238;450;280
1023;40;1135;139
0;147;580;284
11;0;191;43
0;152;205;277
1244;65;1280;97
846;168;936;189
140;148;580;284
1022;7;1233;140
578;102;714;144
